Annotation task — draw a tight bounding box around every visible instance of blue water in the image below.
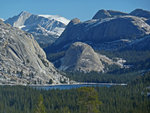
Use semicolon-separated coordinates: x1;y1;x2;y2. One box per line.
33;83;119;90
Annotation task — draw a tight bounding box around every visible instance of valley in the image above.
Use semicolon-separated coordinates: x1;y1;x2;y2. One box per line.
0;6;150;113
1;8;150;85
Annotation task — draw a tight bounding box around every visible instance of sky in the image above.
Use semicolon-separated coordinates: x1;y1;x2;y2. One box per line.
0;0;150;21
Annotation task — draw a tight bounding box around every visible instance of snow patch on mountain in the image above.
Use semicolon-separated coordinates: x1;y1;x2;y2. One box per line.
5;12;70;47
18;25;26;29
39;15;70;25
0;18;4;21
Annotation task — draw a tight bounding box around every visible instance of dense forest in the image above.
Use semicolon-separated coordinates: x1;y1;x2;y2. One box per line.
64;71;139;83
0;72;150;113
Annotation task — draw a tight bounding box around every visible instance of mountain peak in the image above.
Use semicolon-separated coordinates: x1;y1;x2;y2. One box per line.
92;9;128;19
70;18;80;24
19;11;31;16
5;12;70;47
38;14;70;25
67;18;80;27
52;10;150;52
130;9;150;19
0;18;4;21
131;9;148;12
92;9;111;19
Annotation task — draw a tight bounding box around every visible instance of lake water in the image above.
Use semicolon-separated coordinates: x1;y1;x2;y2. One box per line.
33;83;126;90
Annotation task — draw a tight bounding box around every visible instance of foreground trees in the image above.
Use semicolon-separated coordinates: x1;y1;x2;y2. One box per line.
34;95;46;113
78;87;101;113
0;72;149;113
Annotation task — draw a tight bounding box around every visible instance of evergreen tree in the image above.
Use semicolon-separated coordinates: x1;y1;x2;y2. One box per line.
62;107;71;113
34;95;46;113
77;87;102;113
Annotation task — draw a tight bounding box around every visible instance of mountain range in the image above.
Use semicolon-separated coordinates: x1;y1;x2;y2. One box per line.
5;11;70;48
47;9;150;52
0;9;150;85
45;9;150;73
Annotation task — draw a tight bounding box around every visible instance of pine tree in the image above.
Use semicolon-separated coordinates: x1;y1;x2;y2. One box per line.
77;87;102;113
34;95;46;113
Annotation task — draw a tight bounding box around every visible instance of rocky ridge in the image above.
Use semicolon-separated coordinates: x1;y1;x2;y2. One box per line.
92;9;128;19
52;14;150;51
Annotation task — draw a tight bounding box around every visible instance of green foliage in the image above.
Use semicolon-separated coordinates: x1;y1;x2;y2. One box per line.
47;51;65;62
0;72;149;113
97;50;150;70
62;107;71;113
46;51;65;68
77;87;101;113
34;95;46;113
64;71;139;83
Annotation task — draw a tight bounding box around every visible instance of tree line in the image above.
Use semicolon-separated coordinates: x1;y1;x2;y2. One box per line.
0;72;150;113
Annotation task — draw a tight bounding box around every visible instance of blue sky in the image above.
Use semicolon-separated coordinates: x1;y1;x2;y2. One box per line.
1;0;150;21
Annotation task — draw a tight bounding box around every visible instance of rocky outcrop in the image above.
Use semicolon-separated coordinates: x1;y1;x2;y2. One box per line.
5;11;70;48
0;20;69;85
59;42;123;73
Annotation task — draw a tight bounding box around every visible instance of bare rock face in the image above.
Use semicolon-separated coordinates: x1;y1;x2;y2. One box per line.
0;20;69;85
59;42;123;73
52;15;150;51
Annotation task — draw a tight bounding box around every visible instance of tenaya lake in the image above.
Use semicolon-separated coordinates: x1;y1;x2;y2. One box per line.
32;83;127;90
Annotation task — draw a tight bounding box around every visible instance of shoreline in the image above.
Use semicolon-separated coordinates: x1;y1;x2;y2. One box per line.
0;82;127;87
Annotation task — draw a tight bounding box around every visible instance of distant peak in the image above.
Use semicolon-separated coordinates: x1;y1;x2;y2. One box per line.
39;14;60;18
92;9;111;19
132;9;146;12
130;8;150;14
70;18;80;24
38;14;70;25
107;10;128;15
0;18;4;21
65;18;80;28
19;11;31;16
20;11;29;13
98;9;107;12
96;9;108;13
93;9;128;19
130;9;150;19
